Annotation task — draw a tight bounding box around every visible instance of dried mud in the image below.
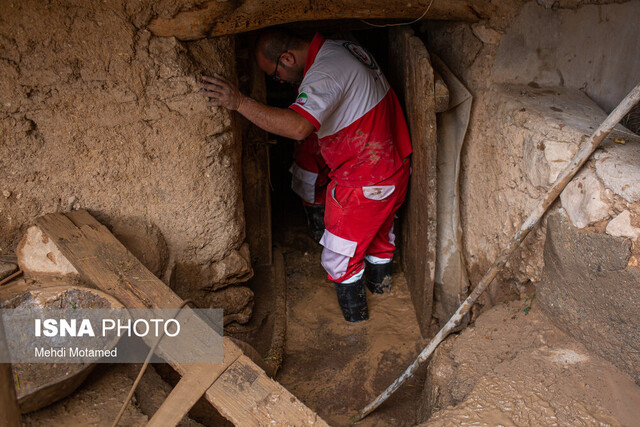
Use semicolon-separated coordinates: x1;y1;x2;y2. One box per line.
421;300;640;426
0;0;247;295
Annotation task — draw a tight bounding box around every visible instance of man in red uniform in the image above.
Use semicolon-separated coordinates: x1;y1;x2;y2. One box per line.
200;29;412;322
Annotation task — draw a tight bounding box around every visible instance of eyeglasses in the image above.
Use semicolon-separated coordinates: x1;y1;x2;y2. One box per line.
269;54;285;82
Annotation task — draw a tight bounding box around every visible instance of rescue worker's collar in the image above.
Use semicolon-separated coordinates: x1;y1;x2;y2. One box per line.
304;33;325;76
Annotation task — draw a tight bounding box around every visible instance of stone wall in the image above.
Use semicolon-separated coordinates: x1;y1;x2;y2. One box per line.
421;0;640;310
0;1;252;305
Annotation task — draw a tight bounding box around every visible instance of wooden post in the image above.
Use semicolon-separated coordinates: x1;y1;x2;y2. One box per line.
389;27;438;337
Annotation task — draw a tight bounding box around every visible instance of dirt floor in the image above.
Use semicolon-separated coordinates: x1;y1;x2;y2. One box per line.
270;188;428;426
22;364;149;426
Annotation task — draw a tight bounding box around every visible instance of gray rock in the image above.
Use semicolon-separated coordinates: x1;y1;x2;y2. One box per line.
537;212;640;383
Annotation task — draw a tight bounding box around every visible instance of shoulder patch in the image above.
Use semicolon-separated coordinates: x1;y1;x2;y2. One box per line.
342;42;378;70
296;93;308;105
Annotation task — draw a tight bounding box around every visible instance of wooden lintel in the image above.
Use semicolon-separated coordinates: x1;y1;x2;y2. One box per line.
148;0;490;40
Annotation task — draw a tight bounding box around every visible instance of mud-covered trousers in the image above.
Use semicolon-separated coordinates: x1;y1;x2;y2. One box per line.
319;160;410;283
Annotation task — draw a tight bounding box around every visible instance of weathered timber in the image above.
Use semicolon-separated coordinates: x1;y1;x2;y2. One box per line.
147;364;222;427
1;285;123;414
0;314;20;426
240;34;273;266
148;0;494;40
34;210;327;426
390;27;438;338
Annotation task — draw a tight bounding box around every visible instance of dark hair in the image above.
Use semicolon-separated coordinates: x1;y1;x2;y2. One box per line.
256;28;308;63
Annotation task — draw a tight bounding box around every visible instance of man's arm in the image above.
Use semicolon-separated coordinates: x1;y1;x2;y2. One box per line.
200;74;315;141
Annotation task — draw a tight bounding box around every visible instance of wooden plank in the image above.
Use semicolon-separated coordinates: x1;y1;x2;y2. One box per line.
206;355;325;426
389;28;438;338
147;364;226;427
240;35;272;267
34;210;327;426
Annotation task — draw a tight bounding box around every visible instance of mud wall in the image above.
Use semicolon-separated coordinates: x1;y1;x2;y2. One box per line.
0;1;251;297
420;0;640;309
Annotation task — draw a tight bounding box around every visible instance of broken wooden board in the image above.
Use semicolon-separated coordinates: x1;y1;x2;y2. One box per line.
33;210;327;426
389;27;438;338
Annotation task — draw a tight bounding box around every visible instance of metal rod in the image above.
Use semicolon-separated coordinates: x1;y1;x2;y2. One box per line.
355;81;640;421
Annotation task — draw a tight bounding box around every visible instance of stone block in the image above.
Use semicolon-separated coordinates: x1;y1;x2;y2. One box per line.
537;212;640;383
206;243;253;290
559;167;610;228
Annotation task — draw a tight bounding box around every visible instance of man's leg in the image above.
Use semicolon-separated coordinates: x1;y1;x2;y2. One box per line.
320;174;406;321
364;162;410;294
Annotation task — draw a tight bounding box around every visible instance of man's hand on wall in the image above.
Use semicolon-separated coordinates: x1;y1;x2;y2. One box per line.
199;74;246;111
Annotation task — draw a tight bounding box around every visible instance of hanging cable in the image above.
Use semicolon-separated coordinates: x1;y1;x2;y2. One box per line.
359;0;435;28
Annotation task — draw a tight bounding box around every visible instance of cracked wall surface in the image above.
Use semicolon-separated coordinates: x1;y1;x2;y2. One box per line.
0;0;251;299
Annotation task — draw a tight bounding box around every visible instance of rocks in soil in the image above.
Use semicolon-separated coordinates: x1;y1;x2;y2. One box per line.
205;243;253;290
189;285;254;326
594;138;640;203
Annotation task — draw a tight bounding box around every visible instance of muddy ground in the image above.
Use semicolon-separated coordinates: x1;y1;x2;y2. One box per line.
421;300;640;426
273;209;427;426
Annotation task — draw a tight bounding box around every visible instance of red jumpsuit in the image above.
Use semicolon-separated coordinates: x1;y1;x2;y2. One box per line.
289;34;412;283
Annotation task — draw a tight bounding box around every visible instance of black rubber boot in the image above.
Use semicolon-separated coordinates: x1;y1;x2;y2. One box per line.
365;260;393;294
333;277;369;322
303;205;325;242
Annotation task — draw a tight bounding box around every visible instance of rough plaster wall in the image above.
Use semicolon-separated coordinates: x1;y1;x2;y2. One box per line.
493;1;640;113
422;0;640;308
0;0;248;293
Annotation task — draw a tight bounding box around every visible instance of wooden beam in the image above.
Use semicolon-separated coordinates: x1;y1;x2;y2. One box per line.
389;27;438;338
147;364;224;427
148;0;492;40
34;210;327;426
